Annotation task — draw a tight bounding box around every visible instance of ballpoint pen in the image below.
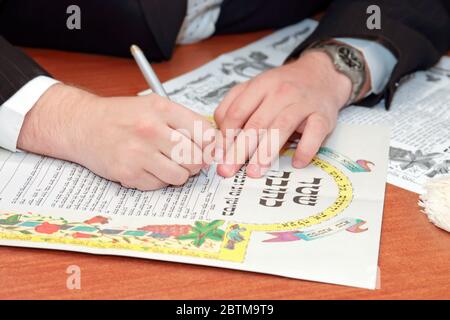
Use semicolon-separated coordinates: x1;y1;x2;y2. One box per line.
130;44;210;177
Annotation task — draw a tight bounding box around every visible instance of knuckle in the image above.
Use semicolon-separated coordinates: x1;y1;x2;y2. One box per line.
246;116;266;130
227;105;246;123
312;114;331;132
235;81;249;91
249;77;263;88
155;181;169;190
117;168;139;186
141;180;168;192
230;83;244;94
135;120;159;138
276;82;297;96
186;163;202;175
152;97;170;113
275;112;294;129
169;129;185;144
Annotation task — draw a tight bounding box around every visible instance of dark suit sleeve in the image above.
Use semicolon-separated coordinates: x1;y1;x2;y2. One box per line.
0;0;186;61
0;36;50;105
289;0;450;109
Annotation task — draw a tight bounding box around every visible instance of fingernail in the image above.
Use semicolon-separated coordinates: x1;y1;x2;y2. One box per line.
218;165;235;178
247;164;261;177
226;165;237;177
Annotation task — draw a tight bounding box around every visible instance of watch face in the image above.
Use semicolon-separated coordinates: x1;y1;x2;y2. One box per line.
338;46;363;70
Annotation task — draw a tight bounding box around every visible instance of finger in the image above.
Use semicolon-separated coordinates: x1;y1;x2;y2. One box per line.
220;80;266;134
216;82;264;161
122;171;168;191
217;96;284;177
159;128;204;176
166;102;215;150
203;131;221;165
214;82;248;126
247;104;307;178
219;94;297;177
217;126;260;177
296;119;308;135
146;152;191;186
292;113;333;168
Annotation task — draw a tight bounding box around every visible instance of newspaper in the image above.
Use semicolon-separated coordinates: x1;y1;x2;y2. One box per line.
0;19;391;289
339;58;450;194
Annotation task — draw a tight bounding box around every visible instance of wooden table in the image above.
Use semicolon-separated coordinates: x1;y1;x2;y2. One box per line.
1;31;449;300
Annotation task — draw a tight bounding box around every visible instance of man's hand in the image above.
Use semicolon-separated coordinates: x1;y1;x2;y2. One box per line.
18;84;214;190
214;51;360;178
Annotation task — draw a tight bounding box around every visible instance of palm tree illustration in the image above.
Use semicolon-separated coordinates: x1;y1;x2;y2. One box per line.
177;220;225;247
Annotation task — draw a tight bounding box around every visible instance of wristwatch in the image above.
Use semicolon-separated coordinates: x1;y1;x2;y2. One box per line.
306;40;368;106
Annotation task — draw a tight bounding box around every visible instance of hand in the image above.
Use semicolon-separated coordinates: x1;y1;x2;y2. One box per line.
18;84;214;190
214;51;360;178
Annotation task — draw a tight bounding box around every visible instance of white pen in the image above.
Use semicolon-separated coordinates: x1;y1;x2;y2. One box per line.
130;44;209;177
130;44;168;97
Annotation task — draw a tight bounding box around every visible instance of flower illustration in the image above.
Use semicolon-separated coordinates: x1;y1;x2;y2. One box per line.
72;232;94;239
35;222;60;234
84;216;109;225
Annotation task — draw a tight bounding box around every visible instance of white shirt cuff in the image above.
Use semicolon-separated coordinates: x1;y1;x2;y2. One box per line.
336;38;398;95
0;76;60;152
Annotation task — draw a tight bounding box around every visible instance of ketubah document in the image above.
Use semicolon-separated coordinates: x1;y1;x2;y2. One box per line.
0;20;391;289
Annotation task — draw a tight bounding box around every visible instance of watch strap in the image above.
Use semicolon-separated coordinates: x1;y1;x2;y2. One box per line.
306;41;367;105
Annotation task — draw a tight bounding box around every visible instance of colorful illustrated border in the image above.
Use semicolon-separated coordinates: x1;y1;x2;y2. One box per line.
0;151;369;263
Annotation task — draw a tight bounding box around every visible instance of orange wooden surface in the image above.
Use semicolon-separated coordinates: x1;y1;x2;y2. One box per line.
0;32;449;300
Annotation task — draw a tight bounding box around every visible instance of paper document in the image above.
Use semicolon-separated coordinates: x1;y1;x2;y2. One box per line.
0;20;391;289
